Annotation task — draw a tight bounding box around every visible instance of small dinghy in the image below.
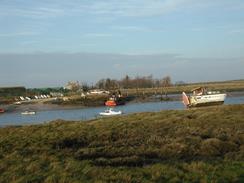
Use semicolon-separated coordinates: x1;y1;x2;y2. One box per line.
21;111;36;115
99;108;122;116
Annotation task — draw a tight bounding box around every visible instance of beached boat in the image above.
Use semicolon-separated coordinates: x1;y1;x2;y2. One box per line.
182;87;226;108
99;108;122;116
21;111;36;115
0;108;5;113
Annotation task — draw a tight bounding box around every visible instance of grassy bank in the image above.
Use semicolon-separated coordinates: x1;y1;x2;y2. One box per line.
45;95;136;107
0;105;244;182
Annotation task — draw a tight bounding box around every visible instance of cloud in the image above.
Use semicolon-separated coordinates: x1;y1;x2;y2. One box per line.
112;25;157;32
228;29;244;34
0;0;197;20
0;5;64;19
1;0;243;21
0;31;39;37
88;0;193;17
83;33;115;38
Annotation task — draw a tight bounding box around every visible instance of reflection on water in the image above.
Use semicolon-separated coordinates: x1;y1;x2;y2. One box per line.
0;95;244;127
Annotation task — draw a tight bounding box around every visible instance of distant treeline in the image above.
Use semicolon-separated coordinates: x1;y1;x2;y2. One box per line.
0;75;184;97
95;75;176;90
0;87;26;97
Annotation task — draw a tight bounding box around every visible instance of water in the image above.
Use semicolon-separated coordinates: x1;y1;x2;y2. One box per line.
0;95;244;127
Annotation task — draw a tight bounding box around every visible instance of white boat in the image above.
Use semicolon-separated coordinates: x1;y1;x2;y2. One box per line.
21;111;36;115
182;87;226;108
99;108;122;116
14;101;22;105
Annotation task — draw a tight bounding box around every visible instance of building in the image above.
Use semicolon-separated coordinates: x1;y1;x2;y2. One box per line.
64;81;81;91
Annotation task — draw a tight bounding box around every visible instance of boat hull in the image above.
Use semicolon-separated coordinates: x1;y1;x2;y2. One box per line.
99;109;122;116
105;100;117;106
188;101;224;108
99;112;122;116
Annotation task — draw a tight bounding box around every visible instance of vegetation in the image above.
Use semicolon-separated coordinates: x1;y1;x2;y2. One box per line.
0;104;244;182
120;79;244;96
48;94;108;106
0;87;26;104
0;87;26;97
2;77;244;107
95;75;244;94
46;94;136;107
96;75;172;90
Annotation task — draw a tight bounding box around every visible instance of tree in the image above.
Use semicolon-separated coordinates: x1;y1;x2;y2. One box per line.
82;82;90;92
105;78;111;90
161;76;172;87
96;79;106;89
124;75;130;88
160;76;172;98
65;81;81;92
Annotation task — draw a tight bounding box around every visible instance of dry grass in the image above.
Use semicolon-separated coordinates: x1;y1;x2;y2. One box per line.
121;80;244;95
0;104;244;182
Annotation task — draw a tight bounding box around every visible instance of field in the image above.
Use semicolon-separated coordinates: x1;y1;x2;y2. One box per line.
0;104;244;182
120;80;244;96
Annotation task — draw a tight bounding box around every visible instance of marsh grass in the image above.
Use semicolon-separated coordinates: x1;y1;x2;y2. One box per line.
0;104;244;182
121;80;244;95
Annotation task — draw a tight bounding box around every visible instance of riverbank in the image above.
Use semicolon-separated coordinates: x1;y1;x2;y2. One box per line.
0;104;243;182
2;90;244;114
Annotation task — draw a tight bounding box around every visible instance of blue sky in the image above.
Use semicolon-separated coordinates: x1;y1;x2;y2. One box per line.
0;0;244;87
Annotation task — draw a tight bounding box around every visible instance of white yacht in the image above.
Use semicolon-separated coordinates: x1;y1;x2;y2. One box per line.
182;87;226;108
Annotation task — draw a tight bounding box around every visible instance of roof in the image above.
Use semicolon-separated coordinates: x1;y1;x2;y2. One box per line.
191;87;205;92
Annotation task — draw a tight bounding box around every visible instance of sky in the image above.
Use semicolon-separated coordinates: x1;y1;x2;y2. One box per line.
0;0;244;88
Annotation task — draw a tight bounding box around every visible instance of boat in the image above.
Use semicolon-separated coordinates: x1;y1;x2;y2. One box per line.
0;108;5;113
14;101;22;105
105;99;117;106
99;108;122;116
182;87;226;108
105;97;126;107
21;111;36;115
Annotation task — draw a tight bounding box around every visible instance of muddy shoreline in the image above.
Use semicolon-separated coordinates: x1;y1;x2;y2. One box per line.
1;91;244;113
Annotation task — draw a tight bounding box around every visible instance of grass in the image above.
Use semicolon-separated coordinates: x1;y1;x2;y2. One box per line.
121;79;244;96
0;104;244;182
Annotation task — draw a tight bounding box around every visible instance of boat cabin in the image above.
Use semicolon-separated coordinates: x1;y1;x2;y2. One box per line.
191;87;206;96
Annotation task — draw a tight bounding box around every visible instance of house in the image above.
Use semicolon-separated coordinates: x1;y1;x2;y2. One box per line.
64;81;81;91
88;89;110;95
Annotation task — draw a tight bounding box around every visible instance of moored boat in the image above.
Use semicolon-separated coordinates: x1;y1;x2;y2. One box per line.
182;87;226;108
0;108;5;113
21;111;36;115
105;99;117;106
99;108;122;116
105;97;126;107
